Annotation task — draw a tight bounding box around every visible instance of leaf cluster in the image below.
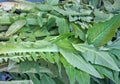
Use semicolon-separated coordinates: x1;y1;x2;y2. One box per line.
0;0;120;84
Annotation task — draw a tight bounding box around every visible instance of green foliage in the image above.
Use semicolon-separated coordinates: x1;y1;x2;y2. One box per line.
56;17;69;34
6;20;26;36
87;14;120;47
0;80;33;84
60;49;102;78
73;44;119;71
60;56;90;84
103;0;120;13
0;0;120;84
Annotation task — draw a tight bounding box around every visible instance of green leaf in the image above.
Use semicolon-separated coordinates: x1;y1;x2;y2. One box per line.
60;49;102;78
89;0;99;8
87;14;120;47
56;17;69;34
0;26;8;31
0;40;58;54
95;65;115;82
6;20;26;36
53;53;62;77
60;56;90;84
104;0;120;13
46;15;56;30
37;15;43;27
56;39;77;53
19;62;54;76
45;0;59;5
70;23;85;41
73;44;120;71
46;52;55;63
36;4;53;11
66;66;76;84
26;18;38;25
93;9;113;22
41;74;56;84
53;78;64;84
61;58;76;84
0;15;11;25
53;7;81;16
51;33;72;43
109;49;120;60
103;0;113;12
75;69;90;84
28;73;41;84
109;49;120;68
0;80;33;84
113;71;120;84
107;38;120;50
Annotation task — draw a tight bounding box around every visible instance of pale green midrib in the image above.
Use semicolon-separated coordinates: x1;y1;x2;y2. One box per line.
0;43;59;54
0;48;59;54
91;16;120;44
0;55;30;59
0;41;59;54
75;45;119;70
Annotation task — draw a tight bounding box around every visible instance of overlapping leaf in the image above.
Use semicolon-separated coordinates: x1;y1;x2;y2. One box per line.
108;38;120;50
87;14;120;47
73;44;120;71
60;49;102;78
0;0;120;84
0;40;58;54
104;0;120;13
60;57;90;84
6;20;26;36
56;17;69;34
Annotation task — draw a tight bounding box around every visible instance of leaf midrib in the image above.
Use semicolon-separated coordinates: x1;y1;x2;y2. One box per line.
74;44;119;70
91;17;118;43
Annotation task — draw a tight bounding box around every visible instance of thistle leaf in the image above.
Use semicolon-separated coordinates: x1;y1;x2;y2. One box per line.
73;44;120;71
108;38;120;50
0;41;58;54
6;20;26;36
61;57;90;84
87;14;120;47
56;17;69;34
60;49;102;78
